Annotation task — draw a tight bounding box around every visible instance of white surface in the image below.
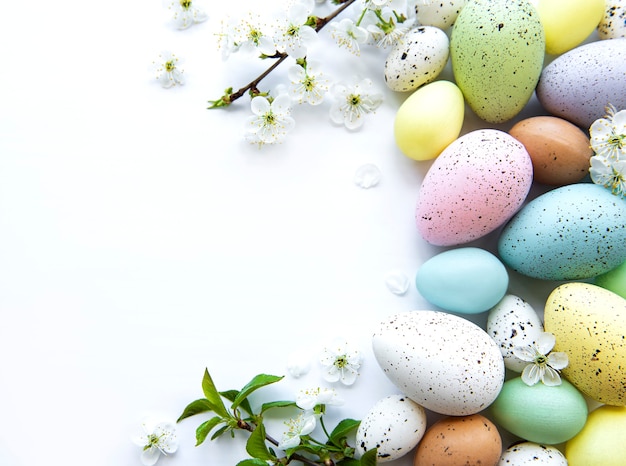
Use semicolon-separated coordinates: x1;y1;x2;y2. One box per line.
0;1;573;465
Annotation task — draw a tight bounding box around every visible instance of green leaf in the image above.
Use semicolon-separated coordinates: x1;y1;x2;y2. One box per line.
245;422;275;461
210;424;231;441
202;368;229;418
360;448;378;466
221;389;253;416
177;398;215;423
328;418;361;447
231;374;284;411
236;460;270;466
260;400;297;413
336;459;360;466
195;416;224;446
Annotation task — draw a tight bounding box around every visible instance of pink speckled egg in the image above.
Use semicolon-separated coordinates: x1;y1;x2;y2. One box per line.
416;129;533;246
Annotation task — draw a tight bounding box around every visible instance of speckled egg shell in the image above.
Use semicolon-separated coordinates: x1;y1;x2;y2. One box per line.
544;282;626;406
497;183;626;280
355;394;427;463
450;0;545;123
416;129;533;246
384;26;449;92
413;0;468;30
598;0;626;39
372;310;505;416
487;295;544;372
498;442;568;465
414;414;502;466
536;38;626;129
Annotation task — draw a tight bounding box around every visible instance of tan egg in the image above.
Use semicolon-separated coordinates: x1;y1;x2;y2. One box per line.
414;414;502;466
508;116;592;186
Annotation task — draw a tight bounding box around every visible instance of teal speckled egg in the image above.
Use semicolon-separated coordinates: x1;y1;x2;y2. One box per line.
416;247;509;314
450;0;545;123
498;183;626;280
490;377;588;445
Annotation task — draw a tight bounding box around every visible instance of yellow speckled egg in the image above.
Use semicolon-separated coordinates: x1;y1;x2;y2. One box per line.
535;0;605;55
394;80;464;161
544;282;626;405
566;405;626;466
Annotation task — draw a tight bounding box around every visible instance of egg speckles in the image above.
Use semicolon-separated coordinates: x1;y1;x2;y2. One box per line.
356;394;427;463
598;0;626;39
416;129;533;246
372;311;505;416
413;0;467;30
487;295;543;372
450;0;545;122
499;442;568;465
498;183;626;280
384;26;449;92
544;282;626;406
536;38;626;129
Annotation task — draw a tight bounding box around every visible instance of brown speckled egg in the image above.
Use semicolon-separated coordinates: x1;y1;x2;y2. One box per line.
414;414;502;466
508;116;592;186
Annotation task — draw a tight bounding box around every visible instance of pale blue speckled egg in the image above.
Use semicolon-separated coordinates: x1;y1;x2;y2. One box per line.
498;183;626;280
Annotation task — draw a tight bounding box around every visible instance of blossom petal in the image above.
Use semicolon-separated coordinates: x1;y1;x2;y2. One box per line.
512;345;536;362
250;96;270;115
140;447;161;466
340;366;359;385
542;366;563;386
536;332;556;354
547;351;569;370
521;363;541;386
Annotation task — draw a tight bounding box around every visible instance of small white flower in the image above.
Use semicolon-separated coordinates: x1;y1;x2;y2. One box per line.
278;412;317;450
274;0;318;58
169;0;207;30
319;339;362;385
330;18;369;55
590;104;626;161
296;387;344;410
512;332;569;386
590;155;626;198
153;52;184;88
132;419;179;466
231;14;277;56
245;94;295;147
329;78;383;130
367;12;415;48
288;61;330;105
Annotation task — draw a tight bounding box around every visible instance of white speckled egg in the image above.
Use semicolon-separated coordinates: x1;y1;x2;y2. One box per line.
356;394;427;463
498;441;568;465
416;129;533;246
413;0;467;29
498;183;626;280
384;27;449;92
598;0;626;39
450;0;545;123
536;38;626;129
487;295;544;372
372;310;505;416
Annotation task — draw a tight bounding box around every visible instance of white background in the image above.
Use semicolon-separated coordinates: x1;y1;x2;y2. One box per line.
0;1;577;465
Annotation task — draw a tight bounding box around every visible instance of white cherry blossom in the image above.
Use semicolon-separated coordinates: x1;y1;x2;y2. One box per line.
513;332;569;386
245;94;295;146
169;0;208;30
329;78;383;130
590;155;626;198
274;0;318;58
296;387;344;411
330;18;369;55
132;419;179;466
288;61;330;105
590;104;626;161
278;412;317;450
153;52;184;88
319;339;362;385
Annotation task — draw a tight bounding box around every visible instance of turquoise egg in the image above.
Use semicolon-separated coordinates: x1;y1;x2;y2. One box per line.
498;183;626;280
415;247;508;314
490;377;588;445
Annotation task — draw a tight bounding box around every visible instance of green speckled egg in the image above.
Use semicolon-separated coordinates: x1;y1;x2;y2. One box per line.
544;282;626;406
450;0;545;123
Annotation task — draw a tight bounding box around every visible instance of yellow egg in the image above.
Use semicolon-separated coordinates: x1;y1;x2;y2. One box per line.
544;282;626;405
566;405;626;466
393;80;464;161
535;0;605;55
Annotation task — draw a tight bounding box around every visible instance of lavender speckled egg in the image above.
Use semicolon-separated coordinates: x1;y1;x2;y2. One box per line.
355;394;427;463
413;0;467;30
498;442;568;465
536;38;626;129
450;0;545;123
384;26;449;92
372;310;505;416
498;183;626;280
487;295;544;372
598;0;626;39
416;129;533;246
